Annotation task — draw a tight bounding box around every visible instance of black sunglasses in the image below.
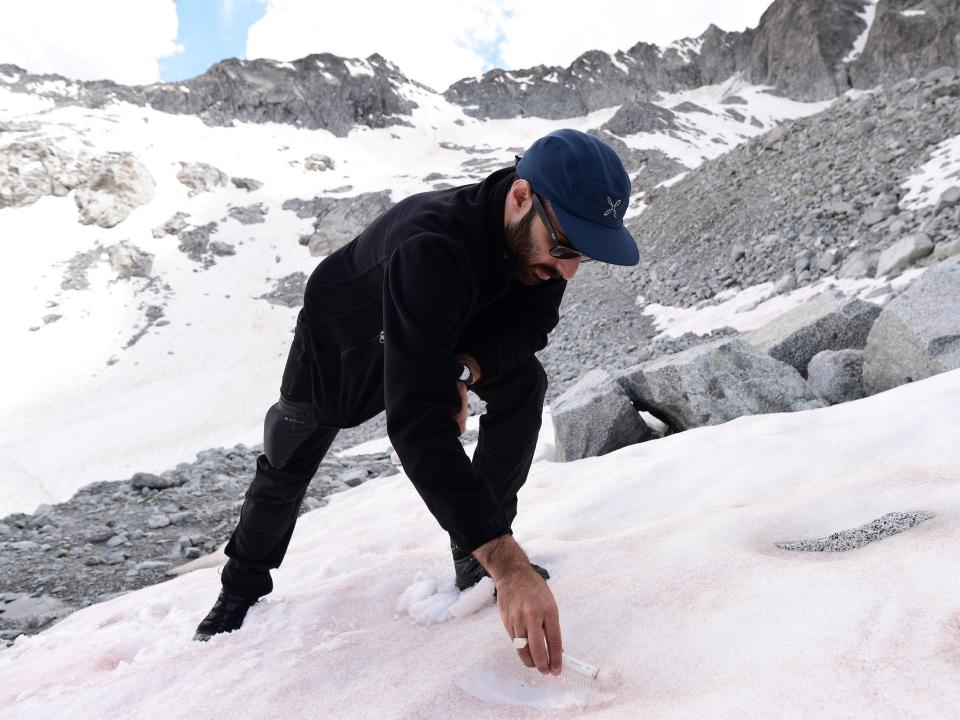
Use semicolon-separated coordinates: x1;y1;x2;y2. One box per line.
515;153;595;264
531;193;595;263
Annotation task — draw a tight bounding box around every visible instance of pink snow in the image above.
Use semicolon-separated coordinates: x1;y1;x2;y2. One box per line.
1;370;959;718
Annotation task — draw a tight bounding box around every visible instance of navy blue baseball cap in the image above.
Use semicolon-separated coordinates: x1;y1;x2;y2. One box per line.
516;129;639;266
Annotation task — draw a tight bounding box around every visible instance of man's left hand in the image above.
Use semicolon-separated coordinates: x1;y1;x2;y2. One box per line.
453;353;481;436
454;379;468;435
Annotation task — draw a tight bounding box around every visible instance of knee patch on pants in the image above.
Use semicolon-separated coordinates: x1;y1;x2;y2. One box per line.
263;396;319;469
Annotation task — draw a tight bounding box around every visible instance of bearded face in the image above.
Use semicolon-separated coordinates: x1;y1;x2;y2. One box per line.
504;204;564;286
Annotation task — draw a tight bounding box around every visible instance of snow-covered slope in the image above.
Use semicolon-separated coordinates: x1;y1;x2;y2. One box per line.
2;369;958;718
0;73;835;515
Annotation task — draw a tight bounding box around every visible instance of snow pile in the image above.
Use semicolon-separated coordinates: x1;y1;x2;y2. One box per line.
2;369;958;718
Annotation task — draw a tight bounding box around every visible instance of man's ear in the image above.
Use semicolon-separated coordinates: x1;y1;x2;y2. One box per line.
508;179;532;216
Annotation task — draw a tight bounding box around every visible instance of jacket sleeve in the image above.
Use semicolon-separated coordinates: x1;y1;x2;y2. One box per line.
382;234;512;554
453;276;566;386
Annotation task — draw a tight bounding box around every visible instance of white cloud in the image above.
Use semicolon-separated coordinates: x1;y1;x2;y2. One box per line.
246;0;773;91
246;0;509;92
0;0;183;85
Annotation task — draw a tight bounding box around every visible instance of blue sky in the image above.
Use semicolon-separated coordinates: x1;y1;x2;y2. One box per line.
159;0;267;82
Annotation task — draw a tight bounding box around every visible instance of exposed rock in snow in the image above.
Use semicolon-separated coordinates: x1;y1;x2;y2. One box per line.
74;152;155;228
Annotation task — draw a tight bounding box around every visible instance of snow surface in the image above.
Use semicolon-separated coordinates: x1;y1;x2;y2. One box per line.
2;368;959;718
615;74;835;169
640;270;924;339
900;133;960;210
0;70;835;514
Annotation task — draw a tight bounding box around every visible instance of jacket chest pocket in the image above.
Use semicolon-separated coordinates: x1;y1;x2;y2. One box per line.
337;330;385;427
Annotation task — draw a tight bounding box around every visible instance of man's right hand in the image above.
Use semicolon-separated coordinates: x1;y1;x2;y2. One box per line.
472;535;563;675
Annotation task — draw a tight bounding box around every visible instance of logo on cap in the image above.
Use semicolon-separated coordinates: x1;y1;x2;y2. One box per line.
604;196;622;219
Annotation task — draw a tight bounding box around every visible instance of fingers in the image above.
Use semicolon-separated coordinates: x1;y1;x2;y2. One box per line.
544;608;563;675
510;623;535;668
511;616;562;675
454;381;468;434
527;623;550;674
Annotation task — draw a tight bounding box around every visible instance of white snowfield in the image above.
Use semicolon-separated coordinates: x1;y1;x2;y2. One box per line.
2;369;958;719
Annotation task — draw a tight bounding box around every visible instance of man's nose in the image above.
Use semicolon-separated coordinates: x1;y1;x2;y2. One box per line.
558;257;580;280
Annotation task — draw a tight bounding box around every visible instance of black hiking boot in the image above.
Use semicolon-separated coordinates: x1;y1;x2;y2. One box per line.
193;589;259;641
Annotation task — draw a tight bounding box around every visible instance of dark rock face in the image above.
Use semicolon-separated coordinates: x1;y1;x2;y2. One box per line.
143;54;423;136
601;100;677;136
851;0;960;91
745;0;867;101
283;191;395;256
0;54;422;138
443;50;656;121
442;0;959;117
443;33;755;121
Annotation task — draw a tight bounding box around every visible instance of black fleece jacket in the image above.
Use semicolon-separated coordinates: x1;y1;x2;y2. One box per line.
301;165;566;553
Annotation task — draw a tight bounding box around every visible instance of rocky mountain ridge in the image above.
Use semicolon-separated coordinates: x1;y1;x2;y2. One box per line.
0;52;425;137
2;0;958;134
448;0;960;118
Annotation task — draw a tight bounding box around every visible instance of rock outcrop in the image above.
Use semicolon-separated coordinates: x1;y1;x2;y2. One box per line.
551;369;653;462
615;338;825;431
743;292;882;376
283;191;395;256
863;258;960;393
74;153;155;228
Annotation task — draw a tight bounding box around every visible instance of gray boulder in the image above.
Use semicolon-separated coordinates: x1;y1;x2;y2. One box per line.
176;161;228;194
551;368;652;462
776;511;935;552
601;100;677;136
772;272;797;294
74;152;155;228
936;186;960;215
934;239;960;261
227;203;268;224
672;102;711;114
283;191;394;256
875;233;934;277
743;291;882;376
0;140;87;208
105;241;154;279
837;249;878;279
130;472;180;490
806;349;865;405
304;154;335;172
152;211;191;238
614;338;825;431
863;259;960;394
231;176;263;192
